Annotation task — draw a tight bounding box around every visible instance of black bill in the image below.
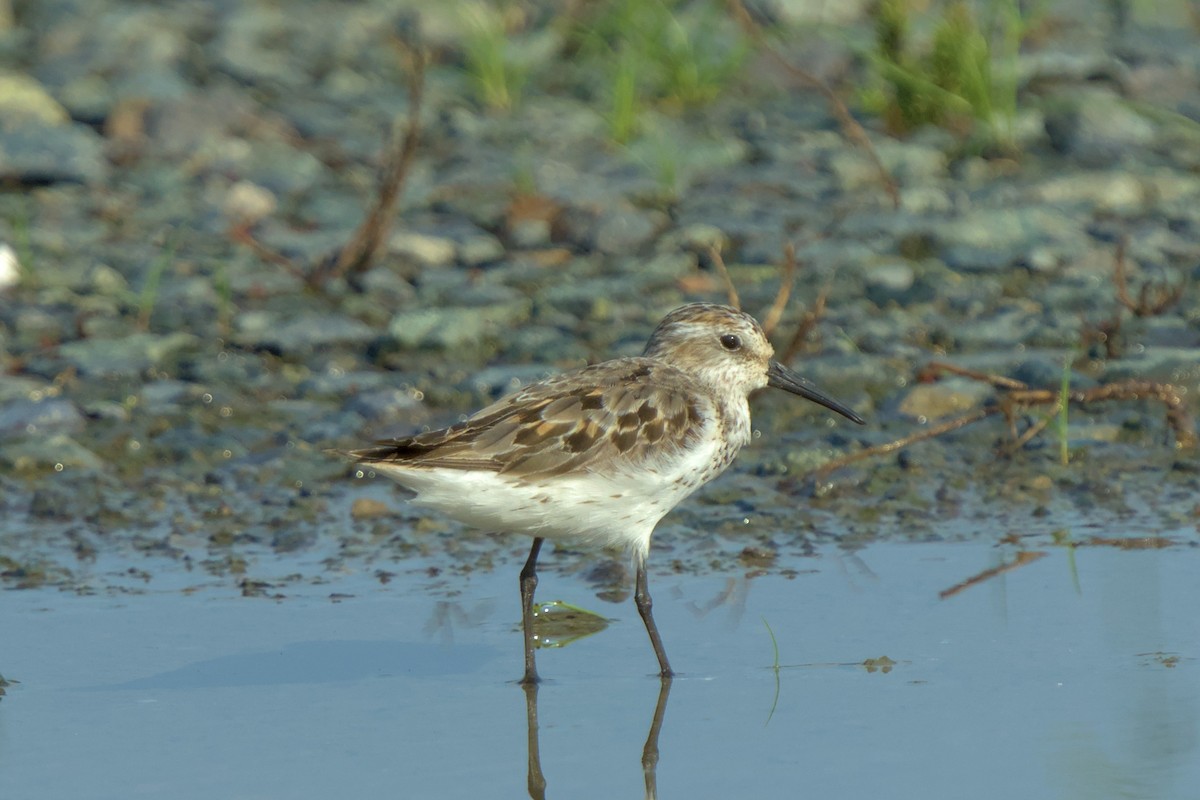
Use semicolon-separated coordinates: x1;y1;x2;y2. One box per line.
766;361;865;425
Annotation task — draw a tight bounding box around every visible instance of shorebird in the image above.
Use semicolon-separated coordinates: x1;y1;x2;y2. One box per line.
349;303;864;682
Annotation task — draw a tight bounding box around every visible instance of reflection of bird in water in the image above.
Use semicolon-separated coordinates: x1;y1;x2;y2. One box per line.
422;599;497;644
521;677;673;800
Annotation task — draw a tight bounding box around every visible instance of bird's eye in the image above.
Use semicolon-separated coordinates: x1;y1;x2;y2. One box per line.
719;334;742;351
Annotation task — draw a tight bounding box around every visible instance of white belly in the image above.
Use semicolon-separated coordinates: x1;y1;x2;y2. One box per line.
369;431;736;560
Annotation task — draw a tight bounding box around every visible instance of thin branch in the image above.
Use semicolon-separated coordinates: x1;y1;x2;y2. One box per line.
761;242;797;338
228;222;307;283
319;46;428;287
939;551;1047;599
806;371;1195;479
777;284;828;364
727;0;900;209
916;361;1028;391
1113;233;1188;317
997;401;1058;457
811;406;998;476
706;245;741;310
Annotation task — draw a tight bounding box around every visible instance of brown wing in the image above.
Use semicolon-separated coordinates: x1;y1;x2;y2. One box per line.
350;358;707;480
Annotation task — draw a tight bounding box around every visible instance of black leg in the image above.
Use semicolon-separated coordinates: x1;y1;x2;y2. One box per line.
642;676;672;800
519;537;545;685
523;680;547;799
634;560;673;678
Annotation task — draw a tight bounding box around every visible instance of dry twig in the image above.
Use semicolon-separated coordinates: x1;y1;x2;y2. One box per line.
228;222;307;283
916;361;1026;391
939;551;1047;599
727;0;900;209
706;240;832;372
777;284;828;364
230;41;427;291
812;365;1196;478
706;245;741;310
1079;311;1122;360
1113;234;1188;317
760;242;797;338
1002;379;1197;450
812;405;997;476
317;46;428;287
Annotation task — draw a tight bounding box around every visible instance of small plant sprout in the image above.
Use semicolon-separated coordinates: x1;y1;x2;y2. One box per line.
1056;354;1071;466
137;233;177;331
863;0;1032;152
462;4;527;112
763;616;782;726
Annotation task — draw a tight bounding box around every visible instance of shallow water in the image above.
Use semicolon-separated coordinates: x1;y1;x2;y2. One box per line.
2;525;1197;800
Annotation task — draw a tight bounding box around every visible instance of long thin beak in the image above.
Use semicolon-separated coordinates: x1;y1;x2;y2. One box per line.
767;361;865;425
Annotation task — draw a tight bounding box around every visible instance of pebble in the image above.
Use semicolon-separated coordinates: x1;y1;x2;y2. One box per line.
0;243;18;291
0;72;69;125
1044;88;1158;165
58;332;198;378
388;298;532;350
350;497;394;520
898;379;995;421
863;260;935;308
343;387;425;424
0;398;85;439
0;123;108;184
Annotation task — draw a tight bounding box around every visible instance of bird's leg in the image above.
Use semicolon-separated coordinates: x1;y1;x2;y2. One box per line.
642;675;672;800
635;560;674;678
519;537;545;685
523;679;547;799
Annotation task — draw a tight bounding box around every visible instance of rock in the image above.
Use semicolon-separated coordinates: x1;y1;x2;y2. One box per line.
0;242;18;291
217;140;324;197
900;187;953;214
763;0;871;25
0;398;84;439
139;379;195;411
143;86;258;158
234;312;375;355
656;223;729;255
458;232;506;266
0;375;47;404
224;180;278;224
388;296;532;350
592;206;666;255
898;379;994;421
389;220;505;268
950;304;1042;349
0;123;108;184
1034;172;1149;212
1101;347;1200;385
863;260;936;307
271;528;316;553
1009;357;1097;391
936;207;1084;274
88;264;129;296
212;6;313;88
1045;88;1157;165
0;72;69;126
4;433;103;471
344;386;425;424
58;332;199;378
350;497;394;520
389;231;456;268
829;140;947;193
542;278;637;318
464;364;555;400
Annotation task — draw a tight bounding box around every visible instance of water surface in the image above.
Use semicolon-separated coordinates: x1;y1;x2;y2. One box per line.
2;529;1196;799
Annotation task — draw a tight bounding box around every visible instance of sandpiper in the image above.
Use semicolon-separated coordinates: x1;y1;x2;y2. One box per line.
349;303;864;682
